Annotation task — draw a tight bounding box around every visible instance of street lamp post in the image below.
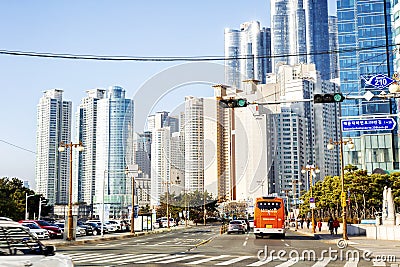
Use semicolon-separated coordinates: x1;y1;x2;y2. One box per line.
58;141;84;241
290;179;302;231
327;138;355;240
301;164;320;234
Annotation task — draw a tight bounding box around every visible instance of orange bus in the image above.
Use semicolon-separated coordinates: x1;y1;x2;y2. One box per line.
254;196;286;238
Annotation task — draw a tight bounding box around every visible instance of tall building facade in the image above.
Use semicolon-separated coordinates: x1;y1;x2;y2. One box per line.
132;131;152;178
271;0;330;80
224;21;272;89
35;89;72;205
150;127;171;207
94;86;134;218
184;96;204;193
337;0;397;172
328;16;339;80
73;89;106;206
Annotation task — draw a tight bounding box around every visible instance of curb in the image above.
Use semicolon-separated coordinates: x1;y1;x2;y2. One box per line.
43;226;190;248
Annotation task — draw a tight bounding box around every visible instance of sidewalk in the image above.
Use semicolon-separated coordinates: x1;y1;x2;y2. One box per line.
42;224;190;248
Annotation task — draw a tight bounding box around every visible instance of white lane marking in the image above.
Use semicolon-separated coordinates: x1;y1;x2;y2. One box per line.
156;254;204;263
281;239;285;241
216;256;253;265
243;241;248;246
372;260;387;266
101;253;153;263
285;243;290;247
246;256;273;266
186;255;230;265
90;254;141;264
113;254;165;264
344;258;359;267
73;254;117;263
70;253;104;260
274;258;298;267
135;254;185;264
311;257;331;267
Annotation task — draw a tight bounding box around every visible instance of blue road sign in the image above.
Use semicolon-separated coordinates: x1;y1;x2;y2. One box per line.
341;118;396;132
364;74;395;89
309;197;315;203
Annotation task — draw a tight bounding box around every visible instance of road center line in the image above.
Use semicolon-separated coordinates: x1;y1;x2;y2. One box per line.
243;241;248;246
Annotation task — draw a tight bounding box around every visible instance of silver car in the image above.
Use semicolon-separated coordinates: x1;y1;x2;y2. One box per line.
0;221;74;266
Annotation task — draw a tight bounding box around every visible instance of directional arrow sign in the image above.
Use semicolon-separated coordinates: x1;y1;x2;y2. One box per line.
341;118;396;132
364;74;395;89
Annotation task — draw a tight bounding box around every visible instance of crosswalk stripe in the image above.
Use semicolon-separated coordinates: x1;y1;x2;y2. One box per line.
186;255;231;265
73;254;116;263
156;254;204;264
113;254;168;264
98;253;153;263
135;254;185;264
70;253;104;260
216;256;253;265
246;256;273;266
90;254;138;264
274;258;298;267
372;260;386;266
344;259;359;267
311;257;331;267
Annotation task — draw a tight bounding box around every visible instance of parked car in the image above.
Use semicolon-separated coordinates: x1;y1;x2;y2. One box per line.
53;223;86;237
227;220;246;234
0;217;14;221
21;223;50;240
0;220;74;266
160;217;176;228
77;221;94;235
108;220;130;232
18;220;63;239
84;222;107;235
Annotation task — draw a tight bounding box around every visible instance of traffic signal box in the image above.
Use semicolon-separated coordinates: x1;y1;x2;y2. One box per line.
313;93;345;103
219;98;248;108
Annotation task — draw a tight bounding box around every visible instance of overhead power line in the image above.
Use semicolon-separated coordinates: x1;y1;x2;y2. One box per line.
0;139;36;154
0;43;397;62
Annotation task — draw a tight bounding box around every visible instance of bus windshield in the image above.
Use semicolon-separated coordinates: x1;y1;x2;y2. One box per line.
257;201;281;210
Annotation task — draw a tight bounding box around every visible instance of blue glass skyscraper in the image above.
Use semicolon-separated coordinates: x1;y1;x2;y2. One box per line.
337;0;397;171
271;0;330;80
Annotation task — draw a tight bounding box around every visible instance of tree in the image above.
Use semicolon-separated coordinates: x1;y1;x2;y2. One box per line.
0;177;34;220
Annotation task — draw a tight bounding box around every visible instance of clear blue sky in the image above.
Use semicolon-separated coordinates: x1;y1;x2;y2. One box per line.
0;0;337;188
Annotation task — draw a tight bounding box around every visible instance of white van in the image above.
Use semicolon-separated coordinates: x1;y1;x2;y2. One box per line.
0;221;74;266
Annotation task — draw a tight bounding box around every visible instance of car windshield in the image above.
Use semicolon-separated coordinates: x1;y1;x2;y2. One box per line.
229;221;242;225
36;220;52;226
23;224;41;229
0;226;45;255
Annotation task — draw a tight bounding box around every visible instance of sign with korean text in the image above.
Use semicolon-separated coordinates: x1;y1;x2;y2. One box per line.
341;118;396;132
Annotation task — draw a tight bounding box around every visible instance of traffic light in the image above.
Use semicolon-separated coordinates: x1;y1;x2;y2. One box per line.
313;93;345;103
219;98;248;108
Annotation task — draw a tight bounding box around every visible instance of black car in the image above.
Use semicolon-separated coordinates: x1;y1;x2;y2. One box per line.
77;221;94;235
84;222;108;235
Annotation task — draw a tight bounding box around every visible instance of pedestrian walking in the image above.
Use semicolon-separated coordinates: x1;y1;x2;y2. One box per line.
300;218;304;229
327;217;334;235
306;218;310;229
317;220;322;232
333;218;340;235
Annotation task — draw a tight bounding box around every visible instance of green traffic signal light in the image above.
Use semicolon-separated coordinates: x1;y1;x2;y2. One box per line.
236;99;248;107
314;93;345;103
219;98;248;108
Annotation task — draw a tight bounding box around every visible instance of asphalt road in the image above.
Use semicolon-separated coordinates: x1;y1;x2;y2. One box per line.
57;226;398;267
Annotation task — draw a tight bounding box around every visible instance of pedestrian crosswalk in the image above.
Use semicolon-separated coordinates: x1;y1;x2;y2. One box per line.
63;252;398;266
